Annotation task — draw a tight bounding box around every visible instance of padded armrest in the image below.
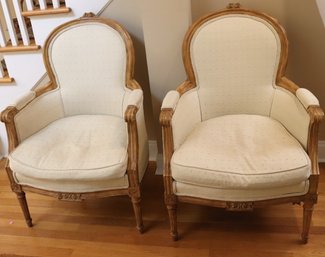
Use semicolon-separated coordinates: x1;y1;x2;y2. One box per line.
125;89;143;109
14;89;64;143
161;90;180;110
271;87;310;149
296;88;319;109
161;89;201;150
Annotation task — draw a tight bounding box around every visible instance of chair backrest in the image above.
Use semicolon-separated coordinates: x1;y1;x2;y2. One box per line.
44;15;136;117
183;8;288;121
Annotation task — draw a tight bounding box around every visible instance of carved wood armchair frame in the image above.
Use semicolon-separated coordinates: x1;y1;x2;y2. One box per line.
160;6;324;242
1;13;146;233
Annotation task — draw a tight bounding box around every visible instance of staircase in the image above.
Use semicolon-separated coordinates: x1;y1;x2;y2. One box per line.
0;0;113;157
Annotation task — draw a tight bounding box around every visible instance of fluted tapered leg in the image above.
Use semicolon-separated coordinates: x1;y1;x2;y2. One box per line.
131;196;144;233
301;202;314;244
16;191;33;227
167;204;178;241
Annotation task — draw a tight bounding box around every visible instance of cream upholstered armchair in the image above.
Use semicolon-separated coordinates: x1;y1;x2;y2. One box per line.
1;14;148;233
160;5;323;242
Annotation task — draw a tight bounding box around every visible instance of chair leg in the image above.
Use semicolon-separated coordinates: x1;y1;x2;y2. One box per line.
301;201;314;244
16;191;33;227
167;203;178;241
131;196;144;233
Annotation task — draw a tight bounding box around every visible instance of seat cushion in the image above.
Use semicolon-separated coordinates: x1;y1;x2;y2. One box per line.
174;181;309;201
171;115;311;190
9;115;128;192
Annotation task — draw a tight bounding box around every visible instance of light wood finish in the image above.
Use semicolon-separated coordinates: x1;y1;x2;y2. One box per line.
0;73;14;83
0;14;145;233
0;41;40;53
161;6;324;242
0;161;325;256
21;7;71;17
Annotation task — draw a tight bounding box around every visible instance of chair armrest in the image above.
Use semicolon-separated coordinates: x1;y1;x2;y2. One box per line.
1;84;64;153
296;88;319;109
124;88;148;190
124;89;143;110
161;91;180;110
160;83;201;177
272;77;324;176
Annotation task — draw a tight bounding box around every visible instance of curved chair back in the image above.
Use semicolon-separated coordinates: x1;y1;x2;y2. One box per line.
44;15;136;117
183;8;288;120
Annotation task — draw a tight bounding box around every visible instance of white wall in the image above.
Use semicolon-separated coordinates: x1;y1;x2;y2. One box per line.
140;0;191;150
317;0;325;26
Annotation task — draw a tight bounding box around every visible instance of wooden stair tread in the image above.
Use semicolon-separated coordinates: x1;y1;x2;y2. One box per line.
22;7;71;17
0;41;40;53
0;72;14;84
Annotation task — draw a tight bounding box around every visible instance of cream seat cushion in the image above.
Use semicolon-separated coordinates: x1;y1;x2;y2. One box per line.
171;115;311;191
9;115;129;192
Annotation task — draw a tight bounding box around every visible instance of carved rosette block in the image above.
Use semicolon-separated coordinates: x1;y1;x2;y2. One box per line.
227;3;241;9
82;12;96;18
226;201;254;211
58;193;82;201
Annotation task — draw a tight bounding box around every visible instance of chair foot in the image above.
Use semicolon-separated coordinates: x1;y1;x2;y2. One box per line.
137;224;145;234
301;201;314;244
131;196;144;234
171;232;179;241
301;235;308;244
16;191;33;227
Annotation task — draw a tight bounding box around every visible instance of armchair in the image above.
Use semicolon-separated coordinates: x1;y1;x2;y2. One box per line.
160;5;323;242
1;13;148;233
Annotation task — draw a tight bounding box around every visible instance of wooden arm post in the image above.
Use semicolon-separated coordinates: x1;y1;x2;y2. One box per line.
160;108;178;240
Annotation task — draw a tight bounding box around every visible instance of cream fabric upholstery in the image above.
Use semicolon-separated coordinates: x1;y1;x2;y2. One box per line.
191;15;281;120
10;115;129;191
171;115;310;192
12;91;36;110
296;88;320;109
173;181;309;201
124;89;144;109
171;89;201;150
14;89;64;142
15;173;129;193
48;23;127;117
271;87;310;149
161;90;180;110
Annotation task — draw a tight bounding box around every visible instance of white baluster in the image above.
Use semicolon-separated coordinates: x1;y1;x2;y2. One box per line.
25;0;34;11
52;0;60;9
0;24;7;47
0;0;18;46
12;0;30;46
38;0;47;10
0;61;5;78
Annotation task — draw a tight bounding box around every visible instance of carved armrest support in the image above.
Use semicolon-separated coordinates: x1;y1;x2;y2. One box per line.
307;105;324;176
127;79;141;90
160;108;175;195
1;106;19;152
124;105;140;188
276;77;299;94
34;81;54;97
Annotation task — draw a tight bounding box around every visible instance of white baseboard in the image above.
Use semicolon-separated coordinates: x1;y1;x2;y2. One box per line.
148;140;158;162
148;140;163;175
318;140;325;163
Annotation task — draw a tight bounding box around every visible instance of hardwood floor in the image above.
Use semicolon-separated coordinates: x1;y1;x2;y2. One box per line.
0;158;324;257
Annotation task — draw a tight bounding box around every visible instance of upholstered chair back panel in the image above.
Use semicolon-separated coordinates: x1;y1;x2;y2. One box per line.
48;23;127;117
190;15;281;120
